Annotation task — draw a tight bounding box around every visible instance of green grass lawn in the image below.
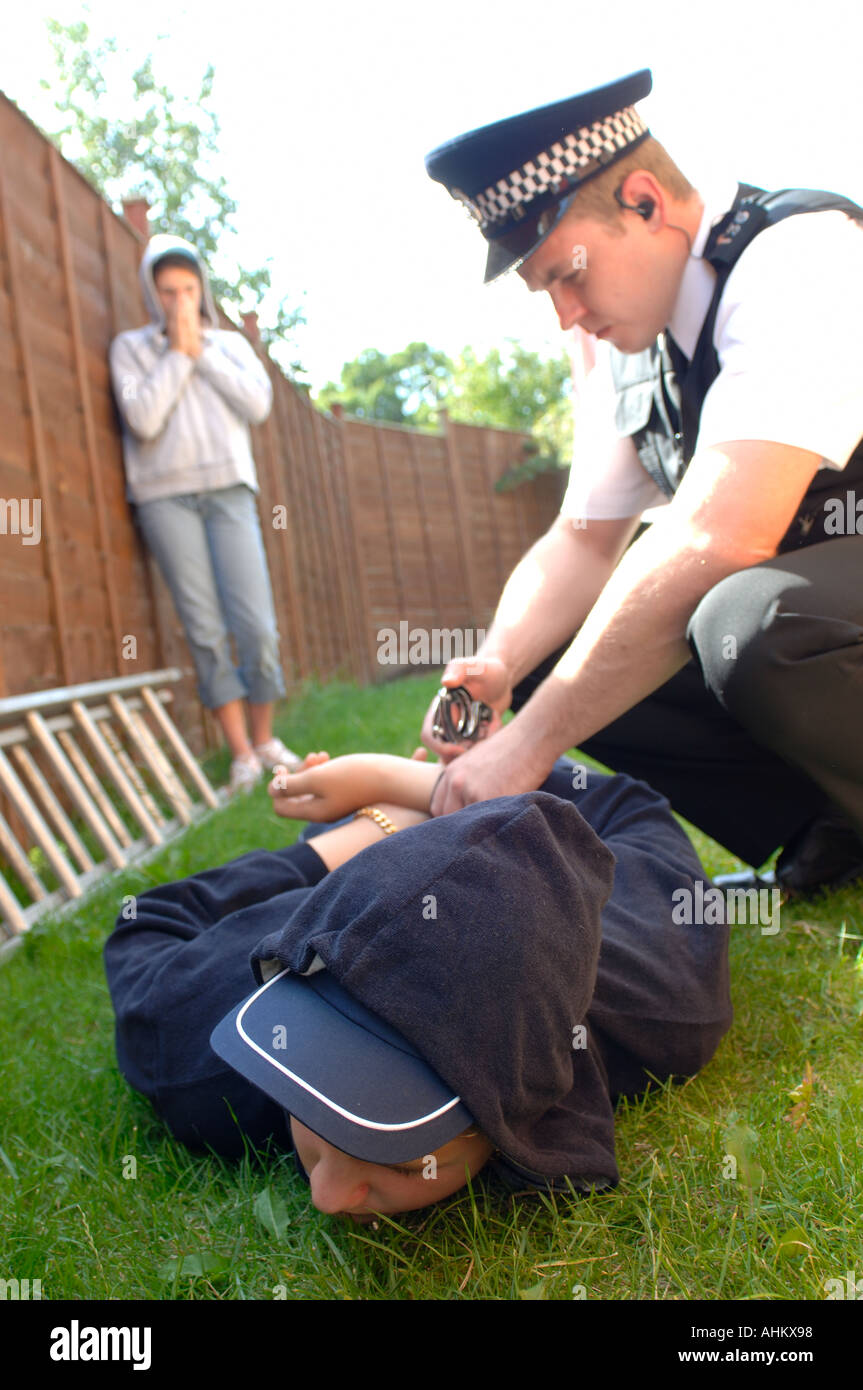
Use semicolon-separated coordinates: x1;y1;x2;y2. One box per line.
1;672;861;1301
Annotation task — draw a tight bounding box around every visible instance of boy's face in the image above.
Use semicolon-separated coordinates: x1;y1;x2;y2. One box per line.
290;1117;493;1222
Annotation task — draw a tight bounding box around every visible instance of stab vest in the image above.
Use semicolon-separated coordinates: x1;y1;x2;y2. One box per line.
609;185;863;552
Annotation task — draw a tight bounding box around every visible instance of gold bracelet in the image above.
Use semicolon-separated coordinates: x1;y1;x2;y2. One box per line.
353;806;399;836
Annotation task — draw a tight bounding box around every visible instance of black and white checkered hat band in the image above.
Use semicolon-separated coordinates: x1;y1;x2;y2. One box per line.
464;105;648;228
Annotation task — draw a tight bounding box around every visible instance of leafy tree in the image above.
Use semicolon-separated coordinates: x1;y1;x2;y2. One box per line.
447;342;572;485
316;343;453;426
318;339;573;483
41;18;306;378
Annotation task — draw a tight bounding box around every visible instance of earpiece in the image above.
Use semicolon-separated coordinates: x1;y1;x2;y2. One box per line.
614;187;655;220
613;186;693;252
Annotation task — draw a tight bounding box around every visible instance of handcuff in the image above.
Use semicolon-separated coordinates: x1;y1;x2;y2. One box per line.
430;685;494;745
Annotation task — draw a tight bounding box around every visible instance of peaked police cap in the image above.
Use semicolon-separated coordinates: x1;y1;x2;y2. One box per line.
425;69;652;281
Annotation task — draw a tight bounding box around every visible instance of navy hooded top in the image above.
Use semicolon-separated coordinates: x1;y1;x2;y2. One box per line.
104;763;732;1192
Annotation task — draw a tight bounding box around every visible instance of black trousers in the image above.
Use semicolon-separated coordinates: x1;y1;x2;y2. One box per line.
511;536;863;867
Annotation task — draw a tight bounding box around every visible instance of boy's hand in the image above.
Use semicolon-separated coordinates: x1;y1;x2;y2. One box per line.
269;752;392;821
268;750;329;815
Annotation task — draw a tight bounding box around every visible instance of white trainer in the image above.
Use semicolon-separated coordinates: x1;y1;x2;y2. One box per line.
253;738;303;772
228;754;263;796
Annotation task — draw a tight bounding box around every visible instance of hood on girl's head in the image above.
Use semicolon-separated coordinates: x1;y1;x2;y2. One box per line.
139;233;219;329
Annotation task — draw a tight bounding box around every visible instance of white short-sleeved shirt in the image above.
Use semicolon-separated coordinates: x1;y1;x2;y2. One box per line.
560;184;863;522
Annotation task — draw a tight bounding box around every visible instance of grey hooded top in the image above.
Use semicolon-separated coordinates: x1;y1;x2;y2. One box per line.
108;234;272;504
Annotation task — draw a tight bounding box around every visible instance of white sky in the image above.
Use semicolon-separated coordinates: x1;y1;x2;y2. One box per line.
5;0;863;390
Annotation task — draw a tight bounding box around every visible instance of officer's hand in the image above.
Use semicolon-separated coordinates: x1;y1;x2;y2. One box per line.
420;655;513;762
429;715;553;816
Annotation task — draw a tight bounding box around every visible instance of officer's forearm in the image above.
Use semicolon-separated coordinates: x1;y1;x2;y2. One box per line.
479;514;638;686
511;519;753;757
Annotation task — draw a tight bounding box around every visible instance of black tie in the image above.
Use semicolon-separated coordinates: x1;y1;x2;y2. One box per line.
664;329;689;379
662;330;692;459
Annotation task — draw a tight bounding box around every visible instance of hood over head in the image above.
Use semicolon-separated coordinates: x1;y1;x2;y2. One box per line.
139;233;219;329
240;792;620;1191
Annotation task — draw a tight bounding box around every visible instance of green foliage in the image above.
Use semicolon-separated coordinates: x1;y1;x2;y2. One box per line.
40;18;306;378
448;341;572;478
317;339;573;480
316;343;452;426
254;1186;291;1241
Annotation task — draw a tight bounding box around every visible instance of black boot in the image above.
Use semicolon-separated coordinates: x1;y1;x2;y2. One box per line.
715;809;863;898
774;810;863;895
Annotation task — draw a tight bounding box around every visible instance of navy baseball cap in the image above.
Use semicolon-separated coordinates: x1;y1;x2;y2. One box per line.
211;967;475;1165
425;69;652;282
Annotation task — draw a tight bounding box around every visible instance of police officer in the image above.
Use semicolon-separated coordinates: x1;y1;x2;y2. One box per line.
421;70;863;894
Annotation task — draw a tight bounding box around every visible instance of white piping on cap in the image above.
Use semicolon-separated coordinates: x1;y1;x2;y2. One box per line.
234;969;462;1133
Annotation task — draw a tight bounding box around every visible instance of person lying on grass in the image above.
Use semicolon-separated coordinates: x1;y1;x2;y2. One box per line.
103;751;732;1223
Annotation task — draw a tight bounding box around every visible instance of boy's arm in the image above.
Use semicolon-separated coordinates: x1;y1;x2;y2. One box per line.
108;842;331;948
108;800;431;963
104;809;427;1028
110;334;196;441
306;803;430;872
269;753;441;822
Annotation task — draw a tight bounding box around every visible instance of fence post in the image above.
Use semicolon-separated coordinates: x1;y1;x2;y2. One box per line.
121;199;151;239
0;146;72;684
50;145;123;668
329;408;376;683
440;410;482;622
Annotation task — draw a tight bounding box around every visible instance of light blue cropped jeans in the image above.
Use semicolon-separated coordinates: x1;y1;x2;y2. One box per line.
135;484;285;709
